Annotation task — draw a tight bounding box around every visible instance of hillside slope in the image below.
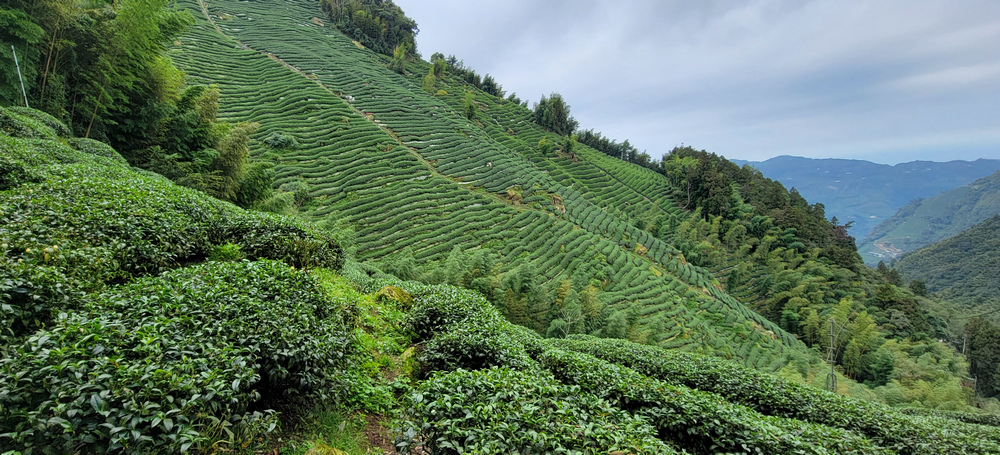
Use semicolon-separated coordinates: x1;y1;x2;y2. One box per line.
167;0;805;369
894;214;1000;310
732;156;1000;258
4;119;999;452
860;170;1000;263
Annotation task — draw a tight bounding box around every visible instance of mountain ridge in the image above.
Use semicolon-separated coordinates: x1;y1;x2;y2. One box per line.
731;155;1000;258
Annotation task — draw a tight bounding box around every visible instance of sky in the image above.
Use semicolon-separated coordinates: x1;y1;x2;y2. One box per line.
392;0;1000;164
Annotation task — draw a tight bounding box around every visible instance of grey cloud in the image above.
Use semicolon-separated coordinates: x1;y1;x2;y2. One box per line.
396;0;1000;164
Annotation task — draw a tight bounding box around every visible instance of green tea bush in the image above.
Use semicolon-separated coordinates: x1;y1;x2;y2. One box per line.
405;284;507;342
263;131;298;149
554;335;1000;454
0;106;58;139
1;136;343;340
0;153;41;190
394;368;676;455
68;137;128;164
900;408;1000;427
209;211;344;270
5;106;72;138
535;346;885;455
0;260;355;454
419;324;535;375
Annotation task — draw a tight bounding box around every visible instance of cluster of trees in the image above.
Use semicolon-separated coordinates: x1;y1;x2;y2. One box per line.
966;317;1000;399
433;53;508;99
375;246;638;342
660;147;862;271
577;129;652;165
320;0;418;58
533;93;578;136
0;0;277;209
1;0;189;147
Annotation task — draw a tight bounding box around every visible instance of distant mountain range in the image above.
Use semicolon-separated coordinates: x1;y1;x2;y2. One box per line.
859;170;1000;264
730;155;1000;264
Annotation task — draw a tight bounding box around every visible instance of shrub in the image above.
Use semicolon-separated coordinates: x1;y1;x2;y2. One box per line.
0;260;355;453
0;106;58;139
5;107;72;137
394;368;676;454
0;154;41;190
0;134;344;341
262;131;298;150
208;242;245;261
554;335;1000;454
68;138;128;164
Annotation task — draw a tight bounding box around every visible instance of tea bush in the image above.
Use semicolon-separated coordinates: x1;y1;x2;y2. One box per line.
394;367;677;454
553;335;1000;454
0;260;355;453
68;137;128;164
1;134;343;341
535;346;885;454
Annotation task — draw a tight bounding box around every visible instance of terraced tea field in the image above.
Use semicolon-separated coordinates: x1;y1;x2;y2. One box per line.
170;0;805;369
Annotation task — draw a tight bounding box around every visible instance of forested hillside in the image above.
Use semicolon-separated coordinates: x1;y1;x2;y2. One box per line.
861;170;1000;263
733;156;1000;260
894;214;1000;310
2;112;999;452
3;0;1000;452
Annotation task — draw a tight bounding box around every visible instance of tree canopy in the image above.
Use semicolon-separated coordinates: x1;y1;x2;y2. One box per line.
320;0;418;57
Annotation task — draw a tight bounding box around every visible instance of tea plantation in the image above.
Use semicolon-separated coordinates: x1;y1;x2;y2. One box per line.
2;106;999;452
3;0;998;452
167;0;803;371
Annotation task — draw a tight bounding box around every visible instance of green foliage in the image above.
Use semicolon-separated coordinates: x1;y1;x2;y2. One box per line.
966;317;1000;398
388;41;410;74
537;347;882;454
553;335;1000;453
0;152;40;190
0;7;44;106
0;135;343;340
236;161;277;208
320;0;418;57
0;260;355;454
395;368;675;455
533;92;578;136
68;137;127;164
461;90;476;120
263;131;299;150
0;105;57;138
208;242;244;261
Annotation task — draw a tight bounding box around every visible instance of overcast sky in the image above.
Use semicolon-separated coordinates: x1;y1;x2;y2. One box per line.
393;0;1000;164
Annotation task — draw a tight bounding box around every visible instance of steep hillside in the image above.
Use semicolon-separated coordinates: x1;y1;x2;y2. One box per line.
3;116;999;452
894;214;1000;310
167;0;804;369
732;156;1000;257
860;170;1000;263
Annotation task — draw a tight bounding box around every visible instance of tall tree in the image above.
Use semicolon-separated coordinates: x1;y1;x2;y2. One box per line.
533;93;578;136
0;6;44;106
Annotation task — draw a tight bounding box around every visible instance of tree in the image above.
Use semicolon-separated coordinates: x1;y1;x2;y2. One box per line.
533;93;578;136
462;91;476;120
966;317;1000;397
320;0;418;57
481;73;503;98
605;310;628;339
0;7;44;106
389;41;410;74
421;66;435;93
